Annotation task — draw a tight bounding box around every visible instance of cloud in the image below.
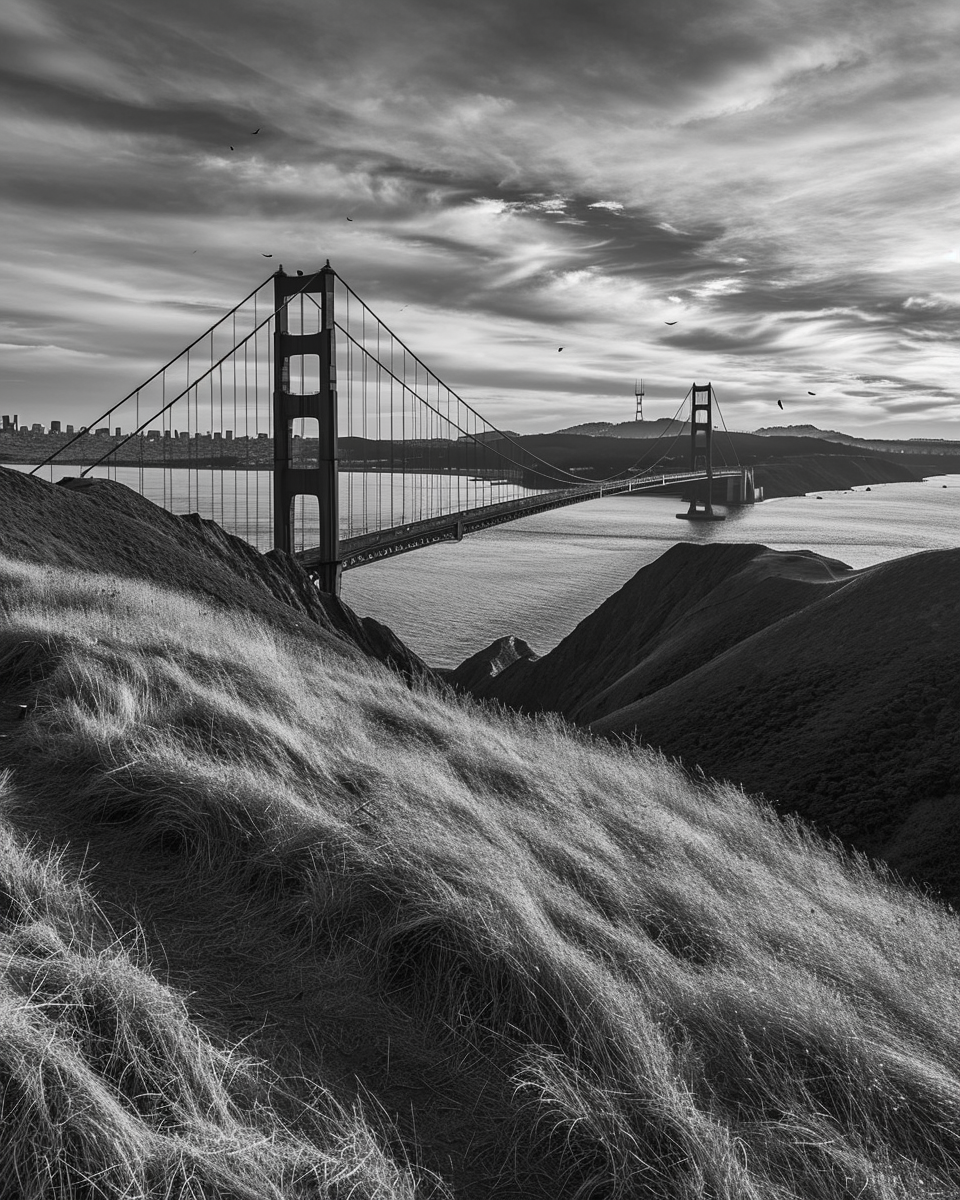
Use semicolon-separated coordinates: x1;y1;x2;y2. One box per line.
0;0;957;433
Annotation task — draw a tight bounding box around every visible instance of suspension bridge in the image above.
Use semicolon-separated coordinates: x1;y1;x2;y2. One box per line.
29;263;755;595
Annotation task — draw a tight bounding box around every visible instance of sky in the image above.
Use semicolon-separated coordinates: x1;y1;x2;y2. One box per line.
1;0;959;438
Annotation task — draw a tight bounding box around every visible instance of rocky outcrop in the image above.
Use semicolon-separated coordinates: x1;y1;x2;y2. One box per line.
446;635;539;693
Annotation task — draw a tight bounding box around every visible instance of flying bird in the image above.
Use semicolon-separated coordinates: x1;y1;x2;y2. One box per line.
807;391;816;395
665;321;677;326
777;399;784;409
346;217;354;222
261;253;273;257
558;347;564;352
251;127;260;135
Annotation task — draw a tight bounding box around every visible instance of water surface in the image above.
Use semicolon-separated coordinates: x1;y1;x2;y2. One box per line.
342;477;960;667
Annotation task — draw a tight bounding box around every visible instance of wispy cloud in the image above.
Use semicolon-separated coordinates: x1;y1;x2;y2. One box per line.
0;0;958;434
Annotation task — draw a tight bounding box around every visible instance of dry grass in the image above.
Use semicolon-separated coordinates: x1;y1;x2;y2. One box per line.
2;553;960;1198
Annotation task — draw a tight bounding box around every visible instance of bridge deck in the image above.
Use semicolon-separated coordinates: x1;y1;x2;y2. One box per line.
296;468;741;573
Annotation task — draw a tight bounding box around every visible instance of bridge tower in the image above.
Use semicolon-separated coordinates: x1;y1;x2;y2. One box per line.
273;263;341;593
634;378;644;423
677;381;725;522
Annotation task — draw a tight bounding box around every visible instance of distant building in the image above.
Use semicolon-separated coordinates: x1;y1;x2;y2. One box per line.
1;414;17;430
50;420;62;433
31;423;44;434
95;427;109;436
66;425;74;435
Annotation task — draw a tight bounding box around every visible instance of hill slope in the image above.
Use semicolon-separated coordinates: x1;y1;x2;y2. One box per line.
3;555;960;1198
0;466;431;679
464;543;960;903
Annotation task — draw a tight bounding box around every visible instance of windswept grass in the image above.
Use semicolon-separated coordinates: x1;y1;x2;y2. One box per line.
2;552;960;1198
0;801;435;1199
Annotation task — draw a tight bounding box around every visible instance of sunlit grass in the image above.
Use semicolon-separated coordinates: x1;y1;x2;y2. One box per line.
2;553;959;1198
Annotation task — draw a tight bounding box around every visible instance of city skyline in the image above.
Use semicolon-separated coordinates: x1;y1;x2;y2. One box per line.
1;1;958;438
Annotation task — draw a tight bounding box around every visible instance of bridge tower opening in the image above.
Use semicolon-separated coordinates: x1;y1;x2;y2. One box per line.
273;263;342;593
677;381;725;522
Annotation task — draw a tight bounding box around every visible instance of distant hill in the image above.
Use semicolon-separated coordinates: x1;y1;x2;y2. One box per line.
753;424;960;454
552;418;691;438
455;542;960;904
753;423;856;441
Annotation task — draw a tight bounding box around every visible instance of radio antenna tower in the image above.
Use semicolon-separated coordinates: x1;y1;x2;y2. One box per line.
634;378;645;423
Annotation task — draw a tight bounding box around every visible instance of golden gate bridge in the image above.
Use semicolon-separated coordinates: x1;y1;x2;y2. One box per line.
30;263;756;595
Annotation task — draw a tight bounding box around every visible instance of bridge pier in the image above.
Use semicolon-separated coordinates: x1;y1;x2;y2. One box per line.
677;382;725;522
726;466;761;505
273;263;342;594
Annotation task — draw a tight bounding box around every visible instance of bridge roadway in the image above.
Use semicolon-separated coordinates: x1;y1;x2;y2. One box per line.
296;467;742;574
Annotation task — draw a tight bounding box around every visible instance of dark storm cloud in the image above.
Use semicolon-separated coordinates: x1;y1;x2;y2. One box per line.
0;64;261;147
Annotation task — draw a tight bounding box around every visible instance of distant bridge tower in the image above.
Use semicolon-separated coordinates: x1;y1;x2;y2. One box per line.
273;263;342;594
634;378;644;423
677;381;725;522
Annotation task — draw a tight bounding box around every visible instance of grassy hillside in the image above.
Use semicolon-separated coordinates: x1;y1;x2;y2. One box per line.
0;467;432;681
464;543;960;906
3;553;960;1197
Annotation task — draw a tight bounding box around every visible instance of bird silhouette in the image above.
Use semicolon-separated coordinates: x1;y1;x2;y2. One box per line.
558;347;564;352
665;321;677;326
777;399;784;409
229;145;234;151
251;127;260;135
346;217;353;222
807;391;816;395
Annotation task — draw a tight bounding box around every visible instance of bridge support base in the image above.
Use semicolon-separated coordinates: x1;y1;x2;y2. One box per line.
725;466;761;505
676;507;726;522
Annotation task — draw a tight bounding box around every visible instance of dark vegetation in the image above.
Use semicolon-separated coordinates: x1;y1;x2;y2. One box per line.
459;542;960;905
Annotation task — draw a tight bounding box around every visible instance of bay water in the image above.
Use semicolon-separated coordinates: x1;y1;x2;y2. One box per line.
9;463;960;669
342;476;960;667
